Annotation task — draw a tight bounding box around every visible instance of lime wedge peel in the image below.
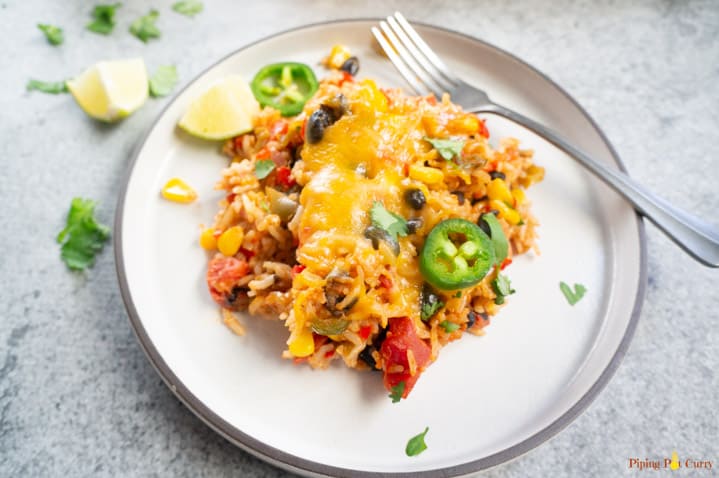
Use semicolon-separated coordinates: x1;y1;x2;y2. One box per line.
67;58;149;122
178;75;260;140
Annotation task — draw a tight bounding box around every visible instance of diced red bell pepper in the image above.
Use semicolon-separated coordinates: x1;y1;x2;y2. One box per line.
478;118;490;139
359;325;372;341
378;274;392;290
291;264;306;277
380;317;432;398
275;166;296;188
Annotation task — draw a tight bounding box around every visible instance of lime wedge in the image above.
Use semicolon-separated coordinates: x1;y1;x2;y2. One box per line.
67;58;148;122
178;75;260;140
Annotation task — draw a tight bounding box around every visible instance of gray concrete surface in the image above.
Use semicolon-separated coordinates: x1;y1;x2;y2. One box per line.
1;0;717;476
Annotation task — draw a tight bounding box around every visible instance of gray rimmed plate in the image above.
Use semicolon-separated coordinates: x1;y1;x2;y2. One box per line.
115;19;646;477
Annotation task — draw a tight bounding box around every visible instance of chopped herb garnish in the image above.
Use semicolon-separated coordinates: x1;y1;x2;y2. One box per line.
421;298;443;321
26;79;68;94
37;24;63;45
424;136;465;162
389;381;405;403
454;291;462;298
370;201;408;240
439;320;460;333
149;65;178;97
86;3;121;35
559;281;587;306
480;213;508;265
405;427;429;457
491;274;515;305
130;9;160;43
254;160;276;179
57;198;110;270
172;0;204;16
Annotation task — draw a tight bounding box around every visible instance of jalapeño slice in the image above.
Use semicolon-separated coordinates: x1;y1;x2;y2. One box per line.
250;62;319;117
419;218;495;290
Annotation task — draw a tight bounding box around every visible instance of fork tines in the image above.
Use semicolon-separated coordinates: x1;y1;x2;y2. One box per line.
372;12;460;97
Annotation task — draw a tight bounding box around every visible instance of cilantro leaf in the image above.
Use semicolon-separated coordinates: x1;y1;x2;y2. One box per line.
370;201;408;240
254;160;276;179
37;24;63;45
559;281;587;306
405;427;429;457
480;213;508;265
86;3;121;35
130;9;160;43
424;136;465;161
172;0;204;17
491;274;515;305
149;65;178;97
420;298;443;321
26;79;68;94
389;381;405;403
439;320;460;333
57;198;110;270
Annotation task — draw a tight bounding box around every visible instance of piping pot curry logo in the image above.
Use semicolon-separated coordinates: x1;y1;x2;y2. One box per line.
628;451;714;471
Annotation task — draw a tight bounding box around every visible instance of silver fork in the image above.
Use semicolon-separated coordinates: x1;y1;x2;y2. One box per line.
372;12;719;268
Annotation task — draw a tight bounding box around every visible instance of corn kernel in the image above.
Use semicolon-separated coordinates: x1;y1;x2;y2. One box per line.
490;199;522;225
199;228;217;251
520;164;545;188
487;178;513;205
447;115;479;134
288;327;315;357
217;226;244;257
326;44;351;69
409;164;444;184
511;188;526;206
161;178;197;203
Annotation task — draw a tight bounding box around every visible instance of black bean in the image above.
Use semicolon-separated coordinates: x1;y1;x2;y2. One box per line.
364;226;400;255
404;188;426;210
451;191;465;205
320;94;348;123
406;218;423;234
339;56;360;76
466;311;477;328
359;346;380;371
306;109;332;144
477;216;492;237
489;171;506;180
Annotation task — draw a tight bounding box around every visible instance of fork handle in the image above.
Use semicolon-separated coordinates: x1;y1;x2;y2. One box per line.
478;103;719;267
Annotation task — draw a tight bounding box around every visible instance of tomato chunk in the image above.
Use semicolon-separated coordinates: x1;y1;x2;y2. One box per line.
380;317;432;398
206;256;250;308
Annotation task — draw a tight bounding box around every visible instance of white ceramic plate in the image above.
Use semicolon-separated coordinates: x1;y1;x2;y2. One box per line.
116;20;646;477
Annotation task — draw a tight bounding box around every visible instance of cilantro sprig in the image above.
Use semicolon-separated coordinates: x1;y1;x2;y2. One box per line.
37;24;64;45
130;9;161;43
87;3;121;35
149;65;178;97
480;213;508;266
57;198;110;270
405;427;429;457
491;274;515;305
389;381;405;403
560;282;587;306
420;297;443;321
254;160;276;179
424;137;465;162
26;79;68;94
172;0;204;17
370;201;407;241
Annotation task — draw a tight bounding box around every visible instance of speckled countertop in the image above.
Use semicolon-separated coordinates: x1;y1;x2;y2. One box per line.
1;0;717;476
